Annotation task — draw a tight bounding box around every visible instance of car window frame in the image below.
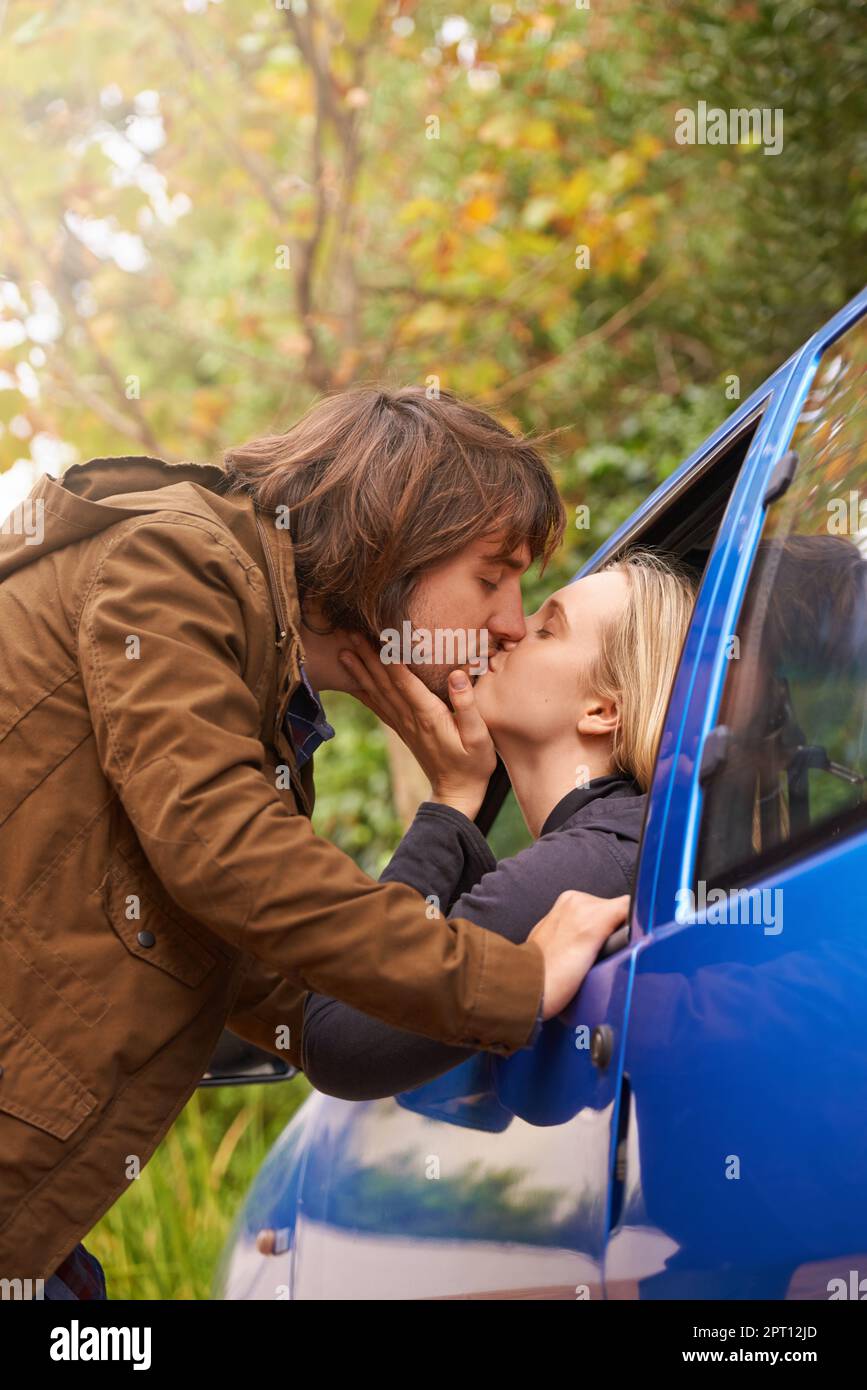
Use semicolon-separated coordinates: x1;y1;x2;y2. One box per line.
645;288;867;937
694;314;867;893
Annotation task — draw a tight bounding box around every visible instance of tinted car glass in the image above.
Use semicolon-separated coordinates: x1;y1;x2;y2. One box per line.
697;318;867;887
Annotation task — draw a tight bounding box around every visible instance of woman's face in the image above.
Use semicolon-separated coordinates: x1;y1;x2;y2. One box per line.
474;569;630;747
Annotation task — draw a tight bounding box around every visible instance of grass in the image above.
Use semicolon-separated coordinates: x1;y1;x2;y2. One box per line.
85;1074;312;1300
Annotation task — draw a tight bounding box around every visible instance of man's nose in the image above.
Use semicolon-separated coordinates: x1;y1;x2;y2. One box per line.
490;599;526;648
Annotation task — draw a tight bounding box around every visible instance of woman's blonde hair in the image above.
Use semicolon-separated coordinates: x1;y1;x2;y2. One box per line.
584;549;697;792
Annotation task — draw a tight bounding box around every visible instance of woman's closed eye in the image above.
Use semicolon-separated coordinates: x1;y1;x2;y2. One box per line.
535;625;553;639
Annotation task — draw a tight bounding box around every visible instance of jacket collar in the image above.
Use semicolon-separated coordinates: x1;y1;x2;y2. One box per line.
249;507;305;659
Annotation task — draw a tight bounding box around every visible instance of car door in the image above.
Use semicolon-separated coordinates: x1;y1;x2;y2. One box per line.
604;289;867;1300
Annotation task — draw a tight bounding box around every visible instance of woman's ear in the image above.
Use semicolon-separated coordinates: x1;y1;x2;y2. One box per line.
577;696;620;739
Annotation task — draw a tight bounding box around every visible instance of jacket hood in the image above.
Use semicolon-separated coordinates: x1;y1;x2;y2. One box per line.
0;455;229;584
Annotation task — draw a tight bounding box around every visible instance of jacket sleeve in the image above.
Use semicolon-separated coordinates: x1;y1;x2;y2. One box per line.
226;956;308;1062
77;517;544;1059
302;813;631;1099
229;806;489;1061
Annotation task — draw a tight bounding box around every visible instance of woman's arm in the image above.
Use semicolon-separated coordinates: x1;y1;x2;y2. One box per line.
302;823;632;1099
302;799;497;1100
378;800;497;911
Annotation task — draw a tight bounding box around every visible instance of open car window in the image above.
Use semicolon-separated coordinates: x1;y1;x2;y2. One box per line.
479;404;768;864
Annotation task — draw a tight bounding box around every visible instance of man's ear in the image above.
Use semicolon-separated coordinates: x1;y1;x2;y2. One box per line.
577;696;620;739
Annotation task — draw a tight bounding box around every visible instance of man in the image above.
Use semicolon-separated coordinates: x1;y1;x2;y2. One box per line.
0;385;627;1292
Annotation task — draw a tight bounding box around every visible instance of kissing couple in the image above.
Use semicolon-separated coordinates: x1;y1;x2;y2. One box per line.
0;384;695;1288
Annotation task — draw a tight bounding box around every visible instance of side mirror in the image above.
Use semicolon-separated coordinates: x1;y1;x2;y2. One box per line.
198;1029;297;1087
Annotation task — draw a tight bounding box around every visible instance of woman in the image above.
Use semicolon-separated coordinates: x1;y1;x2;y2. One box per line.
301;548;696;1100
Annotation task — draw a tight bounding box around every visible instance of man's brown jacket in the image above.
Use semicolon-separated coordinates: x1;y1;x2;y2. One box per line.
0;456;543;1280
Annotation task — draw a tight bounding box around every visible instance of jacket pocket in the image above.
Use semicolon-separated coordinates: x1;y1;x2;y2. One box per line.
0;1003;98;1141
0;894;108;1029
99;864;217;989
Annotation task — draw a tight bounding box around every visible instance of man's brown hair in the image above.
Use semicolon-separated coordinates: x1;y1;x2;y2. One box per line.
222;385;565;636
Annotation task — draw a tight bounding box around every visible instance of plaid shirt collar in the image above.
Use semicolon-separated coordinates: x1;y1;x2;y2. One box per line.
285;661;335;768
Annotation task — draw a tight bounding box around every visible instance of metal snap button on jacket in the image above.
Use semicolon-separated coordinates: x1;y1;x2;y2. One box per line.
137;930;156;948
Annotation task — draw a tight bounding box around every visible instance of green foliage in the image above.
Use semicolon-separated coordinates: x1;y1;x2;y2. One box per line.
310;691;404;876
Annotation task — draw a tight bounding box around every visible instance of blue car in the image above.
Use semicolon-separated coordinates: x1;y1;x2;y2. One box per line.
216;287;867;1302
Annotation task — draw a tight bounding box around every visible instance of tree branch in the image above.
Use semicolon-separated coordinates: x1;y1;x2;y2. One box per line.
0;168;161;453
481;272;668;404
